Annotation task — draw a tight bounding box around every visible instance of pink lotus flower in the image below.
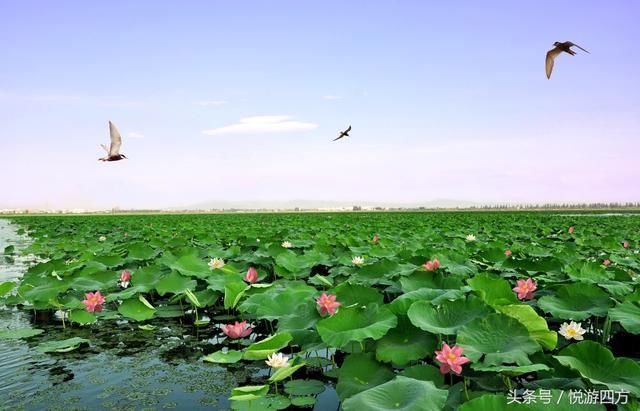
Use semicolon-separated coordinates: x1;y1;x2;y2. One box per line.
623;241;629;249
513;278;537;300
603;259;611;267
120;270;131;288
505;249;512;257
81;291;106;313
435;343;471;375
373;234;379;243
244;266;258;284
316;293;341;316
221;321;252;339
423;258;440;271
568;226;575;234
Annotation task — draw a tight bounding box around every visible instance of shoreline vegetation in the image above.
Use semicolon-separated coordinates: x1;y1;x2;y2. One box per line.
2;203;640;216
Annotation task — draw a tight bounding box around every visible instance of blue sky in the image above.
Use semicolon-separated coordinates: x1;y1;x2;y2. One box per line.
1;1;639;209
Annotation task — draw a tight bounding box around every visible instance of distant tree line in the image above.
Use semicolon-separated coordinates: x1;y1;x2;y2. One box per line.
468;202;640;210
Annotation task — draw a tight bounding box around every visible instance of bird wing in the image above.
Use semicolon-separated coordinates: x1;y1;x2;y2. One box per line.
100;144;109;153
567;42;590;54
545;47;562;79
108;121;122;156
333;134;345;141
345;125;352;133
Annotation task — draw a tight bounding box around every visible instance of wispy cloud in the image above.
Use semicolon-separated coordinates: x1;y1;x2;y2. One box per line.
322;95;343;100
198;100;227;106
127;132;145;139
202;115;319;136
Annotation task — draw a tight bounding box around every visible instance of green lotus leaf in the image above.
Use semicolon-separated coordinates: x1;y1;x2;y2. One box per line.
206;271;245;292
609;300;640;334
538;283;613;320
155;271;197;296
243;333;292;360
126;242;157;260
249;286;318;324
169;255;210;279
230;395;290;410
22;282;69;303
316;304;397;348
553;340;640;396
471;363;551;376
342;376;448;411
90;255;122;268
0;327;44;339
36;337;90;353
202;349;243;364
269;362;305;382
398;364;444;387
275;251;313;274
390;288;466;314
224;282;249;309
69;271;118;292
375;316;437;365
284;379;326;396
0;281;15;297
290;396;316;407
457;313;541;366
336;353;394;400
458;391;606;411
497;304;557;350
229;385;269;401
566;261;613;283
154;304;184;318
333;282;384;306
399;271;463;292
467;273;518;306
118;297;156;321
407;296;492;335
68;309;97;325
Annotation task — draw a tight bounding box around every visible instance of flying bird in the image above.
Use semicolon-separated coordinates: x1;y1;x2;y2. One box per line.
333;125;352;141
545;41;589;79
99;121;128;161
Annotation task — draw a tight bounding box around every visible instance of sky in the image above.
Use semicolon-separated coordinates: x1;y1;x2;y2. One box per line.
1;1;639;209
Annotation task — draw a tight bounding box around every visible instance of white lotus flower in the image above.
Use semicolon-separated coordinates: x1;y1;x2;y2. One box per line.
281;241;292;248
465;234;476;241
352;256;365;265
98;235;107;242
559;321;586;341
208;258;225;270
51;271;63;281
265;352;290;368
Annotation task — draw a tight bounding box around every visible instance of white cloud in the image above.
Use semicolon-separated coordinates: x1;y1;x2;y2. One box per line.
202;115;319;136
322;95;343;100
198;100;227;106
127;132;145;139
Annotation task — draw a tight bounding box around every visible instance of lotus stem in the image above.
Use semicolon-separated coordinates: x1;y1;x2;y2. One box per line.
463;377;469;401
503;375;512;392
602;315;612;344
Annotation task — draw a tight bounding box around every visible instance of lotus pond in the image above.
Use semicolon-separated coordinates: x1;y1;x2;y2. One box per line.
1;212;639;411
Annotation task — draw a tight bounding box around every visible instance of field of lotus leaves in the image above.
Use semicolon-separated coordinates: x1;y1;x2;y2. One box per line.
1;212;640;410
